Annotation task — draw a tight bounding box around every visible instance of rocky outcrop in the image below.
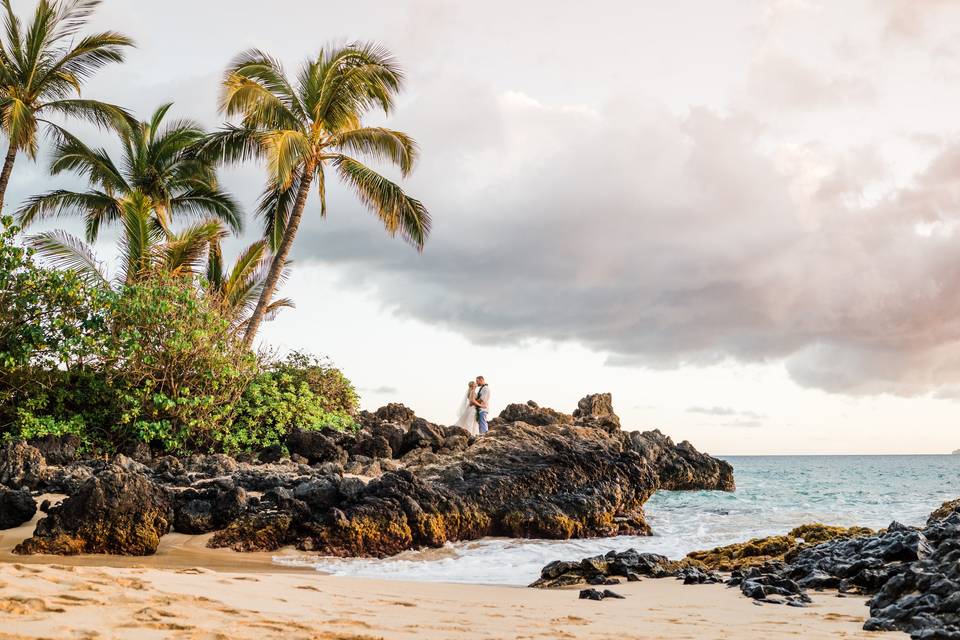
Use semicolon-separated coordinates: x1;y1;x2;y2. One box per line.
209;417;733;557
14;466;172;555
927;498;960;525
9;395;733;560
686;524;874;571
0;441;46;489
0;486;37;528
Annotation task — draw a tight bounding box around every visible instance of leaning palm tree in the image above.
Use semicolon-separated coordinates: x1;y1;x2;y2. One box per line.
0;0;134;213
28;191;228;286
200;43;431;347
17;103;241;240
205;237;293;331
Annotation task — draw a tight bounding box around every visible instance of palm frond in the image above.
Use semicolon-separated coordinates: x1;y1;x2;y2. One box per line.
221;48;305;126
38;99;134;130
16;188;121;238
3;97;38;155
333;154;430;250
314;42;404;130
160;219;227;277
264;129;309;189
255;165;302;251
28;228;108;284
169;186;243;233
44;123;127;190
329;126;418;176
195;125;265;165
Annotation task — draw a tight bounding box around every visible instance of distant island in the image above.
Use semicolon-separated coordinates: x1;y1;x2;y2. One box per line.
954;449;960;455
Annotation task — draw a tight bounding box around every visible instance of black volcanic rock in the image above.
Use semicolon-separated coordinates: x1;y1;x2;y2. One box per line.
14;465;172;555
285;430;348;465
0;486;37;528
8;393;734;563
0;441;46;490
495;401;573;427
172;484;247;534
28;434;81;465
216;406;735;557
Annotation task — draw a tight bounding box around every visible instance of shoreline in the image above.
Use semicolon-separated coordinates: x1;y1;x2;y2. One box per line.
0;509;901;639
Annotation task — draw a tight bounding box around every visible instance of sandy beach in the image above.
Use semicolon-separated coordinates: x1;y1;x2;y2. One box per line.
0;561;891;640
0;506;897;640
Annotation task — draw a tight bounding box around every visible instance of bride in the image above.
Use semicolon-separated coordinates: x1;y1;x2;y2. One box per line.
454;380;479;435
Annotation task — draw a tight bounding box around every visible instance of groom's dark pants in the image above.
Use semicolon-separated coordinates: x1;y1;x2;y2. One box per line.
478;411;489;434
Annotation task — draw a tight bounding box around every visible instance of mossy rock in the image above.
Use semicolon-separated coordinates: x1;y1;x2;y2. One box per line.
687;523;874;571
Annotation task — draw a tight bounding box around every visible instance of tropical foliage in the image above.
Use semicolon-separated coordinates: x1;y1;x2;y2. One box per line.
201;43;431;345
0;0;133;212
0;2;428;456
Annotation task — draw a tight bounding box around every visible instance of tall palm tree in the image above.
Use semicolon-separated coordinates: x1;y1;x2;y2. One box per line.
17;103;242;239
28;191;228;286
0;0;134;214
200;43;431;347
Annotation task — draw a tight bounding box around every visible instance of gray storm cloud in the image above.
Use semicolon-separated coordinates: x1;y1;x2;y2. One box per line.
286;86;960;398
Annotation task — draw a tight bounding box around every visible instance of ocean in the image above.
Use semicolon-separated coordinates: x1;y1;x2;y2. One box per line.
274;454;960;585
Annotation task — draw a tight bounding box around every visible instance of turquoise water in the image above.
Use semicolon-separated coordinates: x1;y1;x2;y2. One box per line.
276;455;960;584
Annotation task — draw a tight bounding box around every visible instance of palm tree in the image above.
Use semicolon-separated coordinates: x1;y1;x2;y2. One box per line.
17;103;241;240
0;0;134;214
28;191;228;286
200;43;431;347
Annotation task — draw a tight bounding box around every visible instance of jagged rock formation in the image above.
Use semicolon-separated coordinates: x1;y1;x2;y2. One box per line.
7;393;733;560
0;441;46;489
14;465;172;555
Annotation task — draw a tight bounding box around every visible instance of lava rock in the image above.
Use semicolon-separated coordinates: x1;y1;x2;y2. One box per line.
0;441;46;490
0;487;37;528
14;466;171;555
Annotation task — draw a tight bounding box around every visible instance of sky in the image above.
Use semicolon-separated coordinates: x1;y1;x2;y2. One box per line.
9;0;960;454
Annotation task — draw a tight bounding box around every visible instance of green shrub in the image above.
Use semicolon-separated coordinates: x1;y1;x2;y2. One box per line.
101;273;259;453
272;351;359;415
220;357;358;454
0;217;362;456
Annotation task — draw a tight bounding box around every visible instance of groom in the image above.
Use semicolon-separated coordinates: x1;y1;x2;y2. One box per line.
472;375;490;434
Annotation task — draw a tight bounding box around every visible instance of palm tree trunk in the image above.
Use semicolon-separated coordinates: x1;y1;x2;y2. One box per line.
0;143;18;215
242;160;316;348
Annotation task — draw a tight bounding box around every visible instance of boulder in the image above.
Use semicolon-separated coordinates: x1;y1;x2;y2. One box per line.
372;403;416;428
398;419;446;456
286;430;348;465
572;393;620;432
495;401;573;427
28;435;81;465
0;441;46;490
172;485;247;534
0;487;37;529
14;466;171;555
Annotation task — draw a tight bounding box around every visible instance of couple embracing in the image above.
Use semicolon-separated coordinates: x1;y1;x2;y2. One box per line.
454;376;491;436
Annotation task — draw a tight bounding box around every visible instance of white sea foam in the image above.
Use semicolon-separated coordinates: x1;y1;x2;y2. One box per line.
274;455;960;585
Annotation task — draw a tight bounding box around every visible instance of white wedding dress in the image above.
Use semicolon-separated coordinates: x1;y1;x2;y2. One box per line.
454;385;479;435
